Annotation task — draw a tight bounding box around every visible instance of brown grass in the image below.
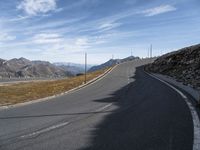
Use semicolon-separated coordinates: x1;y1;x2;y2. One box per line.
0;68;111;106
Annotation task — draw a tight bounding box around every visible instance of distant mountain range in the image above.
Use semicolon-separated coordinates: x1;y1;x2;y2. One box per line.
0;58;73;78
88;56;140;72
54;62;93;69
0;56;140;78
53;62;93;75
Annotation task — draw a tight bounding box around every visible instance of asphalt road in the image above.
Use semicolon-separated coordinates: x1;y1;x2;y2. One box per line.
0;59;195;150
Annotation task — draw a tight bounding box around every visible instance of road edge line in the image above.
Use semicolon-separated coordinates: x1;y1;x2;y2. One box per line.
144;70;200;150
0;65;118;110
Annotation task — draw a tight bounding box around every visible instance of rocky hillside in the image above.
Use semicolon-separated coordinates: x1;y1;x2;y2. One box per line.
89;56;139;72
148;44;200;89
0;58;73;78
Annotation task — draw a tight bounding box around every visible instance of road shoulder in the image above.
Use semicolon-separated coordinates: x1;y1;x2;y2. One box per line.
145;71;200;150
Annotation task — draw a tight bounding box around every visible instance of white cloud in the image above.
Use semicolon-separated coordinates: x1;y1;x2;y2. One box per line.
74;36;106;49
33;33;63;44
140;5;176;17
98;22;121;31
17;0;57;16
26;17;83;32
7;16;30;22
0;33;16;42
75;38;89;47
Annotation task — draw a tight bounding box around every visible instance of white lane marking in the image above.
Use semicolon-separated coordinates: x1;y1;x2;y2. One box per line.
20;121;69;138
146;72;200;150
96;103;113;112
20;104;113;139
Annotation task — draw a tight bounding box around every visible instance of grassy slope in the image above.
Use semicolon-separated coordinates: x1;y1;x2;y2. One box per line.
0;68;111;105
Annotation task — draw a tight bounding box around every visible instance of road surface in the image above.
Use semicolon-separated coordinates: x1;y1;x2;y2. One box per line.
0;59;195;150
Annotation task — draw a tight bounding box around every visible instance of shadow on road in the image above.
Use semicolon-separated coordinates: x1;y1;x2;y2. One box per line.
0;66;193;150
77;66;193;150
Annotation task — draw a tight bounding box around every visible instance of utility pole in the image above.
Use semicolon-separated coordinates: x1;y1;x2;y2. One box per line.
84;52;87;84
150;44;153;58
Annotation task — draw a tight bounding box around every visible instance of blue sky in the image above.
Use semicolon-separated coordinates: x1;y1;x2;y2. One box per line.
0;0;200;64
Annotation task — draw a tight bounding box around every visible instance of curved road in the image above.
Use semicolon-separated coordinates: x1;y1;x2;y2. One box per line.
0;59;195;150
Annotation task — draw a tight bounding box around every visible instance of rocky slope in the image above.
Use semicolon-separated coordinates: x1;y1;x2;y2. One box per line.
89;56;139;72
0;58;73;78
148;44;200;89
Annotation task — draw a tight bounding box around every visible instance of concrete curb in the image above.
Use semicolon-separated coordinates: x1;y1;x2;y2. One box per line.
144;71;200;150
0;65;118;110
152;73;200;103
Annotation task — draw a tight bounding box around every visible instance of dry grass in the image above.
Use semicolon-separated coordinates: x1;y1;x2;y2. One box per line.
0;68;111;106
